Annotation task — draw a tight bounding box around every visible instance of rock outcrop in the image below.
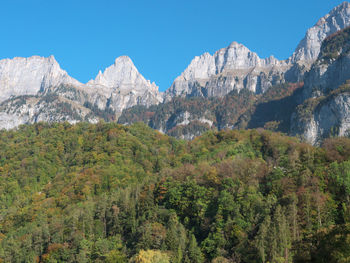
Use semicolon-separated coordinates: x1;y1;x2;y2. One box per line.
0;94;98;130
290;1;350;63
121;2;350;143
86;56;163;114
0;56;81;103
291;26;350;144
291;92;350;145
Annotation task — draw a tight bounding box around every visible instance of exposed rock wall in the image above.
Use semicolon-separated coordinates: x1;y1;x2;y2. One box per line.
0;56;163;129
165;2;350;101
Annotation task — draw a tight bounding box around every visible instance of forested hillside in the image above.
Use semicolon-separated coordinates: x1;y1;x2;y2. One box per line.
1;122;350;262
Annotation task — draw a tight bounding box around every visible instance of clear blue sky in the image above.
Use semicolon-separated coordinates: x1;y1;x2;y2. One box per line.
0;0;346;91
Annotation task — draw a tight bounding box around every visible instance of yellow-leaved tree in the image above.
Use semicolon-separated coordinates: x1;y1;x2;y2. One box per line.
130;250;170;263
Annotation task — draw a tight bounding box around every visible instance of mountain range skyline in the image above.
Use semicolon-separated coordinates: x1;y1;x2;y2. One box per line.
2;1;350;143
0;0;345;91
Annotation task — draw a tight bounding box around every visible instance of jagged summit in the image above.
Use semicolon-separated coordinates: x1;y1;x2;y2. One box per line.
83;56;163;115
0;55;163;130
114;55;133;65
214;41;284;72
330;1;350;16
290;1;350;63
175;41;283;81
1;2;350;136
165;41;289;100
87;55;158;92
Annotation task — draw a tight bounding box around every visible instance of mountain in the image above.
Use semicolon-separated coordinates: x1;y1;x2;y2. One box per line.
165;2;350;101
2;2;350;145
0;55;81;103
291;1;350;63
86;56;163;114
119;89;256;139
119;82;303;140
0;55;162;129
291;26;350;144
164;42;290;101
120;2;350;144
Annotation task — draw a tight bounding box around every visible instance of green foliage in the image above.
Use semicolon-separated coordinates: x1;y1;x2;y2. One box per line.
311;223;350;263
0;123;350;262
320;26;350;62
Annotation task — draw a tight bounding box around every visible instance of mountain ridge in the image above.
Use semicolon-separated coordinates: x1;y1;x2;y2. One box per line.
1;2;350;145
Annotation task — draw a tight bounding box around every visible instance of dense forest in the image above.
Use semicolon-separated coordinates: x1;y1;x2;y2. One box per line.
1;122;350;262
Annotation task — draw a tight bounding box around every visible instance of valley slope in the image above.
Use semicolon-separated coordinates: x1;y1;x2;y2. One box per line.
1;122;350;262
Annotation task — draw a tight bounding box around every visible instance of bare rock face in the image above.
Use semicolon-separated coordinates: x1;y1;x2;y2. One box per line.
0;95;98;130
0;55;163;129
2;1;350;139
165;42;290;101
301;55;350;101
291;25;350;145
291;92;350;145
86;56;163;114
291;1;350;63
0;56;81;103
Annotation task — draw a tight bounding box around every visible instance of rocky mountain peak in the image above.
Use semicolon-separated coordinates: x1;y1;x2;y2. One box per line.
214;41;263;72
88;55;158;92
166;41;289;100
114;55;133;65
84;56;163;115
178;52;216;82
291;1;350;63
47;54;58;63
0;55;80;103
330;1;350;16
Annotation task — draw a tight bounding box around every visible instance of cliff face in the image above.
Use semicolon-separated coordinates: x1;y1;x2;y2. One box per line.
291;92;350;145
122;2;350;143
290;2;350;63
0;56;81;103
291;26;350;144
165;42;290;101
0;94;99;130
0;56;162;129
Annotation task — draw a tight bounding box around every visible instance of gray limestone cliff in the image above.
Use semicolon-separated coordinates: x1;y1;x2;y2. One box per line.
86;56;163;114
291;92;350;145
291;25;350;144
165;42;290;101
290;2;350;63
0;56;81;103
